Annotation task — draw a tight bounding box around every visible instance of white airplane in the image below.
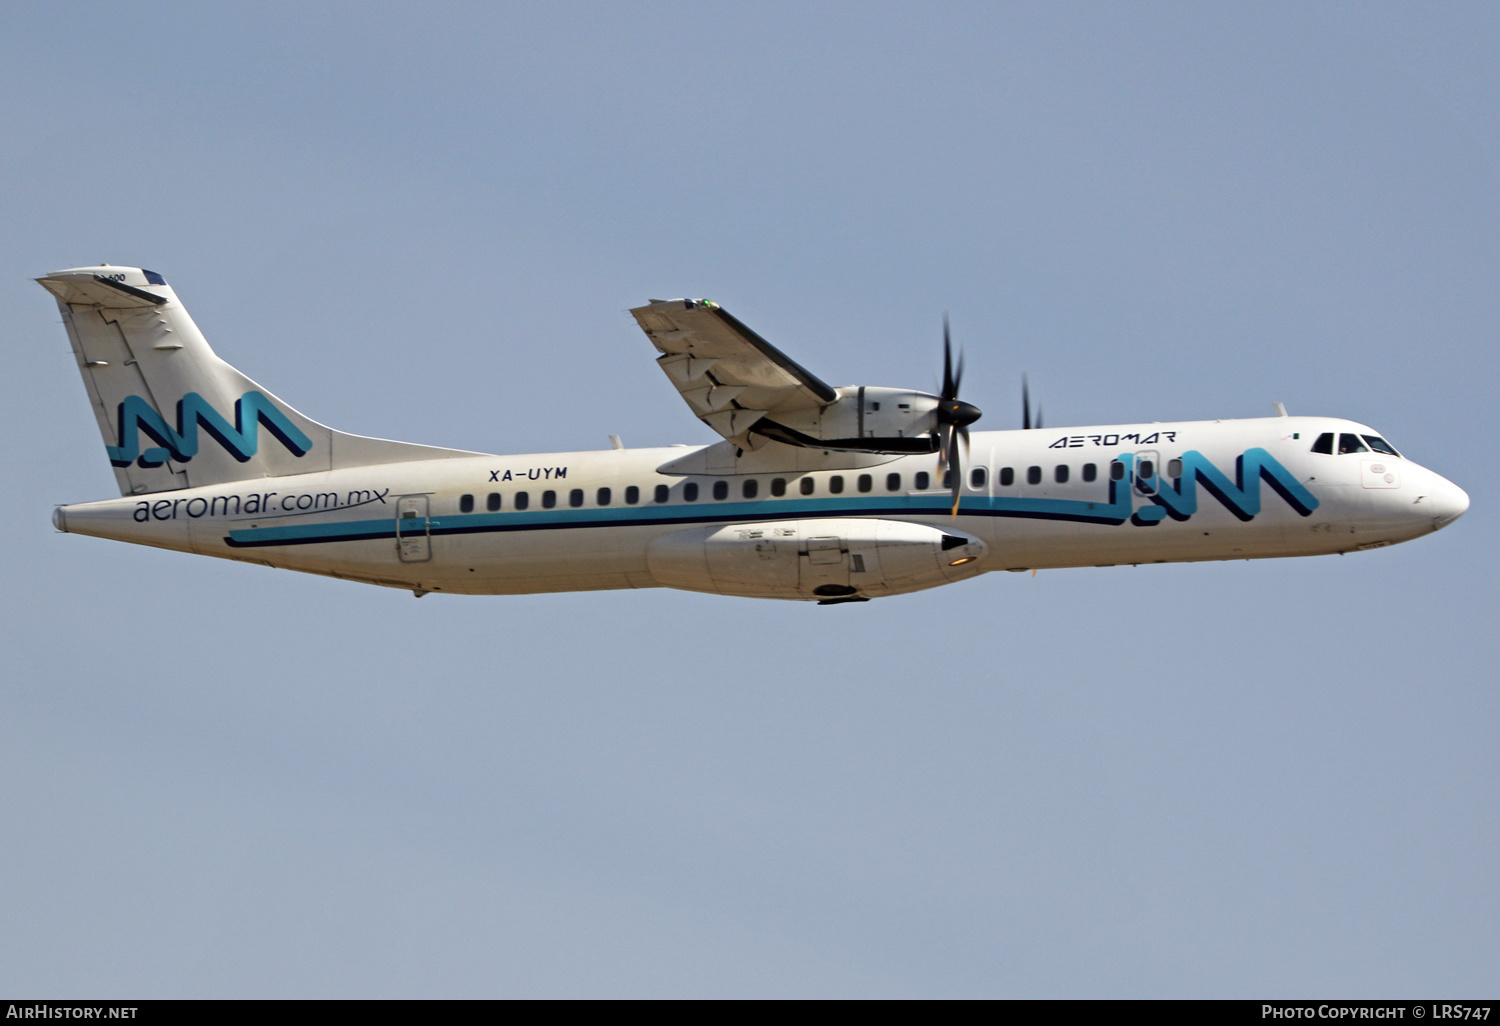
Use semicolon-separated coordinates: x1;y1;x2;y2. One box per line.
41;265;1468;604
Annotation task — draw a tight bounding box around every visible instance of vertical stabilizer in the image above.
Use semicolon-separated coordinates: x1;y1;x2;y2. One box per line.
39;265;482;496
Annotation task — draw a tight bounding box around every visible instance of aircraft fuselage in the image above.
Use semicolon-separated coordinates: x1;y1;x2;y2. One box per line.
54;414;1468;600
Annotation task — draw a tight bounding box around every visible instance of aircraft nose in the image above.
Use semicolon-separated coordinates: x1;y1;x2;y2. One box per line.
1426;476;1470;530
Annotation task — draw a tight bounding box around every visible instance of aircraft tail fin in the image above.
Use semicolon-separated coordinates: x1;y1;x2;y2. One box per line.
38;265;482;497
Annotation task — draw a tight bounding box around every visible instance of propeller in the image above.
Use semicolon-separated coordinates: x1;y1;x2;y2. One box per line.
935;315;982;516
1022;374;1042;430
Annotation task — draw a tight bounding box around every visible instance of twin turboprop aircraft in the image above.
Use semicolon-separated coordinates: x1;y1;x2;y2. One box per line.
42;265;1469;604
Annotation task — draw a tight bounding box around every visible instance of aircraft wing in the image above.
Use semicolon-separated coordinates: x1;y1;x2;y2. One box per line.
630;299;837;446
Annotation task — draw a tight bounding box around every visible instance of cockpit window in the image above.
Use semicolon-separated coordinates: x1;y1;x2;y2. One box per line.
1311;432;1334;454
1338;433;1368;455
1362;435;1401;457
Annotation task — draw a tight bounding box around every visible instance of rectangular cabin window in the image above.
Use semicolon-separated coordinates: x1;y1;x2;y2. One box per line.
459;494;474;513
597;487;611;506
568;488;584;508
486;492;501;511
1054;465;1069;484
800;477;815;496
942;469;954;490
1027;466;1042;485
1311;432;1335;454
654;484;669;503
771;478;787;496
829;475;844;494
970;467;987;489
624;485;639;505
1081;464;1096;483
857;474;872;493
712;480;728;500
1166;458;1183;479
541;490;557;509
999;467;1014;486
915;471;930;490
1110;461;1125;481
742;479;758;499
886;472;901;491
683;482;699;501
514;491;530;510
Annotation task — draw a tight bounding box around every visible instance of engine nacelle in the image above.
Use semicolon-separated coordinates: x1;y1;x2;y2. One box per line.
755;387;943;453
647;518;987;602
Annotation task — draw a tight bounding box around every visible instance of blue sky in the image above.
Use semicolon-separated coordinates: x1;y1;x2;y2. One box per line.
2;3;1496;997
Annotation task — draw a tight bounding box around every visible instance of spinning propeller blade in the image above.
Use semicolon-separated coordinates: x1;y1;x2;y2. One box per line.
934;315;981;517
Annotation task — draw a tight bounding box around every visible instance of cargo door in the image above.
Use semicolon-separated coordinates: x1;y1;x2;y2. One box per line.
1134;450;1160;495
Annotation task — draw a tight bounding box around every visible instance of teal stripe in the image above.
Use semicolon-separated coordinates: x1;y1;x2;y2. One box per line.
225;491;1130;546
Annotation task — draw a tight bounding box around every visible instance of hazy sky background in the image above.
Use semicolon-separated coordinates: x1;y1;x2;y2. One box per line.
1;2;1496;997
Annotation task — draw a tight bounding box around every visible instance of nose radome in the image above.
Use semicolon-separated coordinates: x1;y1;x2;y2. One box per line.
1428;477;1470;530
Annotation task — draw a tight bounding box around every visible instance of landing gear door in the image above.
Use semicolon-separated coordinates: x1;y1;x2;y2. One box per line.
396;494;431;563
800;534;850;596
1134;450;1160;496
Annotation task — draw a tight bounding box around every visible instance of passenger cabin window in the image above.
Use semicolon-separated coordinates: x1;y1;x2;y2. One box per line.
541;490;557;509
568;488;584;508
1110;461;1125;481
654;484;669;503
914;471;930;490
1081;463;1097;483
829;475;844;494
459;494;474;513
742;479;758;499
1311;432;1335;454
800;477;815;495
771;478;787;496
624;485;639;505
1027;466;1042;485
683;482;699;501
1166;458;1183;479
858;474;872;493
1338;433;1369;455
999;467;1014;486
970;467;986;489
942;469;954;490
886;473;901;491
486;492;501;511
597;487;611;506
713;480;728;500
1138;460;1155;480
515;491;530;510
1054;465;1069;484
1363;435;1401;457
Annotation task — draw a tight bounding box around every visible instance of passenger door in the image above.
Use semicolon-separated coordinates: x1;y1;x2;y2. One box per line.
396;494;431;563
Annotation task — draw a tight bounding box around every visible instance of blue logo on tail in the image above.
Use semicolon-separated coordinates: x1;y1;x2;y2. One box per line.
108;391;313;467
